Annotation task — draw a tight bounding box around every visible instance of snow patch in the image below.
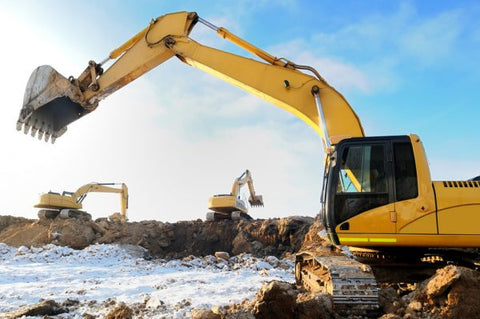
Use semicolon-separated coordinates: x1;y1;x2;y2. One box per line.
0;243;294;317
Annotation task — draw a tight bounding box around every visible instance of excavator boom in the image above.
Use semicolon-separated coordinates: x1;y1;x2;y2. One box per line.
17;11;364;149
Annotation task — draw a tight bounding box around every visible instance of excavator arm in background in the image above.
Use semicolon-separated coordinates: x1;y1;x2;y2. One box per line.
35;182;129;222
232;170;264;208
207;169;264;221
17;11;364;150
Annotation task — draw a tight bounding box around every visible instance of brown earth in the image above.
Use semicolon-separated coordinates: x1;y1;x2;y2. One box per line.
0;214;314;258
2;214;480;319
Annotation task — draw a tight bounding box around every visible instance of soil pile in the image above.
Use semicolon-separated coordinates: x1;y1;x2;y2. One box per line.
0;215;313;258
378;265;480;318
2;214;480;318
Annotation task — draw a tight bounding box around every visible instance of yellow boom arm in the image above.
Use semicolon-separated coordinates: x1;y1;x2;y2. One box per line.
18;11;364;151
72;182;129;220
230;170;264;207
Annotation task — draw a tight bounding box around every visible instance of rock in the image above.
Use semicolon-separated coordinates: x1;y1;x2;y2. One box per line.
211;305;226;315
215;251;230;261
48;219;96;249
379;286;405;315
425;265;461;298
407;301;422;312
295;292;334;319
225;313;255;319
232;231;251;255
396;265;480;319
251;281;298;319
105;302;133;319
191;308;221;319
3;299;66;318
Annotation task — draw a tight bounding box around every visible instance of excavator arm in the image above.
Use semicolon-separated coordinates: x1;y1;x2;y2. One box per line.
72;183;129;221
231;170;263;207
17;11;364;150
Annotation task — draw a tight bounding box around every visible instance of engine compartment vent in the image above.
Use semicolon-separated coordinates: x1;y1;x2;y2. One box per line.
443;181;480;188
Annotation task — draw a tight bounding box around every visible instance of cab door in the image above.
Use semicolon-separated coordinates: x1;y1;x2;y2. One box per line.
332;139;397;234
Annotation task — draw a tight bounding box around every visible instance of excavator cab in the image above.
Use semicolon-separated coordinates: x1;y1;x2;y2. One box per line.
17;65;91;143
323;135;420;245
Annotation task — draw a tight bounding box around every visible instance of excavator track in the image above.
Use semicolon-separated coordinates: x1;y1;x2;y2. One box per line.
295;252;379;317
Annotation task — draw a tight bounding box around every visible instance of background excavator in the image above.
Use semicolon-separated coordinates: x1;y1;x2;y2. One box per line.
17;11;480;315
35;182;129;222
206;169;264;221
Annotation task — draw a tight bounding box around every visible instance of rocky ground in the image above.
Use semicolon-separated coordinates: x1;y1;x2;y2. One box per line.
1;214;480;318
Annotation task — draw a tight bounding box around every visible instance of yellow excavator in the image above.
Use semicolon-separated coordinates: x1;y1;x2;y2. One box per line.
35;182;129;222
206;169;264;221
16;11;480;315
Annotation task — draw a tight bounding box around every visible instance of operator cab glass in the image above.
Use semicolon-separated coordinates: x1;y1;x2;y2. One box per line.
334;143;389;226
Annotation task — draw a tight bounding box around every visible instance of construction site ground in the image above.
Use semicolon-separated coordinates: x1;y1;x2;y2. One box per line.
1;214;480;318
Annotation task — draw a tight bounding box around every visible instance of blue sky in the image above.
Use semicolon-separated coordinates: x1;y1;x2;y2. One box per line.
0;1;478;221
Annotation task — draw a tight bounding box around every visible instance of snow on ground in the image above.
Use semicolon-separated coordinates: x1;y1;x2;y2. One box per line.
0;243;294;318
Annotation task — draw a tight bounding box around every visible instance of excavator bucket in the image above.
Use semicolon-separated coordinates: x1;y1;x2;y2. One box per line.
17;65;87;143
249;195;264;207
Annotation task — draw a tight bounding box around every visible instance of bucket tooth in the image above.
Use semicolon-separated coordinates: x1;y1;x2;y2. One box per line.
37;130;44;140
31;127;38;137
23;124;30;135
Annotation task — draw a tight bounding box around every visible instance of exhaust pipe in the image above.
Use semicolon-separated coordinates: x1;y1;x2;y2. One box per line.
17;65;89;143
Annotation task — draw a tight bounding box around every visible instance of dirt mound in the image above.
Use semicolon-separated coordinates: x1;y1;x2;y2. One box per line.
3;214;480;318
193;280;335;319
378;265;480;318
0;215;313;258
0;215;33;232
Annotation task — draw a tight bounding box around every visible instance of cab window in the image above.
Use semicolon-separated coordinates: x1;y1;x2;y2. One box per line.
337;144;387;194
334;143;389;225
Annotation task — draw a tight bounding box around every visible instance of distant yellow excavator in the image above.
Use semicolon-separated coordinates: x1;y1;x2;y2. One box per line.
35;182;129;222
206;169;264;221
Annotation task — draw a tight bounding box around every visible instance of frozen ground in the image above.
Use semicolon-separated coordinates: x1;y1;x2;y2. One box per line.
0;243;294;318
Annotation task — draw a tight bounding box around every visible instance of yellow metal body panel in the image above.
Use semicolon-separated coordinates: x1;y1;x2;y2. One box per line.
337;203;396;233
395;135;436;233
434;180;480;234
208;195;247;213
397;212;437;233
337;234;480;247
34;193;82;210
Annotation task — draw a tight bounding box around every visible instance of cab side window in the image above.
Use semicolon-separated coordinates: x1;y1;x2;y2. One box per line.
394;142;418;201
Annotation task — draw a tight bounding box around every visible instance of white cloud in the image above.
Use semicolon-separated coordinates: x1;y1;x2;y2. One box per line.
400;10;462;65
